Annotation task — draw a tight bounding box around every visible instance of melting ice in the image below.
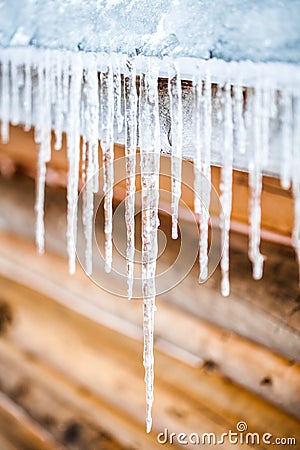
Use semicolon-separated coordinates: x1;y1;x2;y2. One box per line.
0;46;300;431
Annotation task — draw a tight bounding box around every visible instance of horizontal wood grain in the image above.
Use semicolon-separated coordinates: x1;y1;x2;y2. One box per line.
0;275;299;450
0;126;299;448
0;229;300;420
0;173;299;363
0;125;294;238
0;341;168;450
0;391;65;450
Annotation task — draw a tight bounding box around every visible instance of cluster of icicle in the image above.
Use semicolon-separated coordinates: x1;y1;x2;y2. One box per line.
0;47;300;433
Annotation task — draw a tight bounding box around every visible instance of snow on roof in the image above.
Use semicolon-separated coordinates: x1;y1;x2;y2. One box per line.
1;0;300;64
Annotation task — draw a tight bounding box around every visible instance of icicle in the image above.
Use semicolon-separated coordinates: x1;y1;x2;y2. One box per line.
220;83;233;297
62;56;70;116
233;85;246;154
139;60;160;433
35;150;47;254
199;72;212;281
113;56;124;134
168;61;183;240
80;73;87;188
35;51;52;254
34;58;44;145
261;86;271;166
101;61;114;273
54;53;64;150
23;56;32;132
66;54;83;275
82;143;94;275
248;87;265;280
82;57;99;275
81;77;91;275
0;55;9;142
50;55;56;106
279;90;293;190
10;57;20;126
215;84;223;123
269;88;278;119
34;59;45;252
43;52;52;165
292;93;300;284
81;137;87;185
90;60;100;197
124;58;137;299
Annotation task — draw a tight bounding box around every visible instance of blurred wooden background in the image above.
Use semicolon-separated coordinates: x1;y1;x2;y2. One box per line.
0;126;299;449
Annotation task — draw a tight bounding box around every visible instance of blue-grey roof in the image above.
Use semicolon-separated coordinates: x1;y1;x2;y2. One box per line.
0;0;300;64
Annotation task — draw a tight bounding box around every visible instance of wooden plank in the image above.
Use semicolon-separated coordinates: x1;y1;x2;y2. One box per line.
0;283;252;450
0;279;299;449
0;392;65;450
0;343;161;450
0;125;294;238
164;232;300;362
0;434;20;450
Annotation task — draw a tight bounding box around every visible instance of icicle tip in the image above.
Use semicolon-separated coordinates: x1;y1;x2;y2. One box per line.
252;256;265;280
221;277;230;297
199;266;208;282
146;413;152;434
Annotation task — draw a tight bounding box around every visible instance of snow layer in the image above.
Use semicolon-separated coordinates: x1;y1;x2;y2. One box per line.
0;0;300;64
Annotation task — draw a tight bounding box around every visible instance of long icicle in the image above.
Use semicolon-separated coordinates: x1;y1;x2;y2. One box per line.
81;137;87;185
168;61;183;240
220;83;233;297
261;86;272;167
66;53;83;275
199;71;212;281
193;75;202;218
35;50;52;254
82;141;94;275
124;58;137;299
62;55;70;118
114;56;124;134
34;58;45;252
34;55;44;145
54;52;64;150
193;74;203;279
139;59;160;433
248;87;265;280
101;60;114;273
